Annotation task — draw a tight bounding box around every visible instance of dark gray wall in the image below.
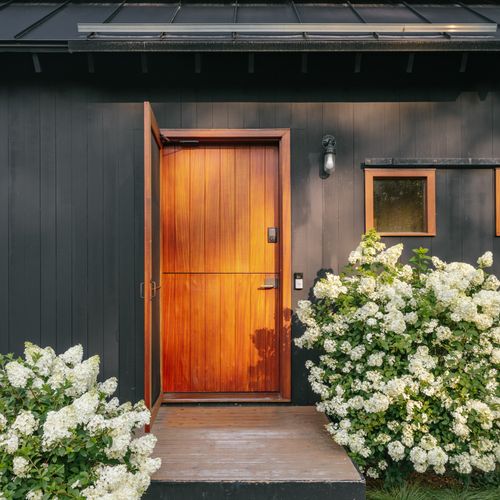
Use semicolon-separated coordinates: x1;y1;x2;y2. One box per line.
0;81;145;403
1;52;500;404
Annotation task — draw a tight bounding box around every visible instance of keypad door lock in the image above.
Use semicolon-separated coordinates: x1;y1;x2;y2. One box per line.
268;227;278;243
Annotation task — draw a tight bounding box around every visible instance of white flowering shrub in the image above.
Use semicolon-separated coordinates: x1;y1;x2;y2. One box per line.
0;343;161;499
296;230;499;481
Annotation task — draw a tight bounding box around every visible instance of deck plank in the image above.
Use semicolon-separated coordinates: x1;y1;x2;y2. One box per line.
151;406;362;483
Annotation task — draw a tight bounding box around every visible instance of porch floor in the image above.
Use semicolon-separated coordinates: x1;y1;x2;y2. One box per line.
147;405;365;499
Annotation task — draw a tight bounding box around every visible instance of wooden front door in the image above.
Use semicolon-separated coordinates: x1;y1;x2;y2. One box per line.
161;143;281;394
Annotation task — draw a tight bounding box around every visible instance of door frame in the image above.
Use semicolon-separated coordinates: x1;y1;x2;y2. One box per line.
159;128;292;403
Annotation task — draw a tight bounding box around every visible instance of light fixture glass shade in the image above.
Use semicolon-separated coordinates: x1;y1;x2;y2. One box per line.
324;152;335;174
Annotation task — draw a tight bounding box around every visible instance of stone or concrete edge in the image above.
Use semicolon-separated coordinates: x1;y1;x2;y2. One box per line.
145;480;366;500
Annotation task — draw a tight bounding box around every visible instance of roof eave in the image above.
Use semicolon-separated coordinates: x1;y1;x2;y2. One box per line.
0;41;68;52
65;38;500;53
1;39;500;54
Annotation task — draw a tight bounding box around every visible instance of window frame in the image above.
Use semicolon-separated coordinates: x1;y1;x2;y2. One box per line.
364;168;436;237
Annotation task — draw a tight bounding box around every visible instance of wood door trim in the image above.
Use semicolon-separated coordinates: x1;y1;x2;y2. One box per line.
279;130;292;401
144;102;164;432
144;102;152;422
163;392;290;403
161;128;290;142
160;129;292;402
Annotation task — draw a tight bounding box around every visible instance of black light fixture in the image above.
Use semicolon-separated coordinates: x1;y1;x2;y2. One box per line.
322;135;336;176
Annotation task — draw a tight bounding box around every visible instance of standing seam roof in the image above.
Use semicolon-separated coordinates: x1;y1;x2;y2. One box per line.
0;2;498;51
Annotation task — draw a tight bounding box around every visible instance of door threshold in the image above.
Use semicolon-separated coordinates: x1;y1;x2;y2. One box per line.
163;392;290;403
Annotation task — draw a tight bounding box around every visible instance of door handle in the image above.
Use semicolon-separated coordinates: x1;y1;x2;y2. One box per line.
260;276;278;289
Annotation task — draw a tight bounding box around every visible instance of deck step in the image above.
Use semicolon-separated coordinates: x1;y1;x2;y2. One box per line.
146;480;365;499
145;405;365;500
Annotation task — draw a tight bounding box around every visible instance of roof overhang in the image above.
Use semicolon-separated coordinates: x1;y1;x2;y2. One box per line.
2;2;500;54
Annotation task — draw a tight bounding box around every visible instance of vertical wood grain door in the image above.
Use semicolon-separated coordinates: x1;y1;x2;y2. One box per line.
161;144;281;394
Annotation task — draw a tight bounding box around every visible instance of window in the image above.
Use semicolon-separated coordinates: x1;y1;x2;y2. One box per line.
364;169;436;236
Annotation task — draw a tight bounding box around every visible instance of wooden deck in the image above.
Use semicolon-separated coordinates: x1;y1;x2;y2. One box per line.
145;405;365;500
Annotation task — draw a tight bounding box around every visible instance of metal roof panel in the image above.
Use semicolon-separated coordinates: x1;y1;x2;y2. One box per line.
174;5;234;23
411;5;484;23
22;3;116;40
296;5;360;23
110;3;179;23
355;6;422;23
0;2;498;51
473;6;500;24
237;4;298;23
0;3;55;39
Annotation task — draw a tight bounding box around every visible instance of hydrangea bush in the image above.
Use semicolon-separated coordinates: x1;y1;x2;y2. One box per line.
296;230;499;481
0;343;161;499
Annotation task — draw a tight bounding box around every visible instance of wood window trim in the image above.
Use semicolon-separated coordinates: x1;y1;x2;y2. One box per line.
159;128;292;402
496;169;500;236
364;168;436;237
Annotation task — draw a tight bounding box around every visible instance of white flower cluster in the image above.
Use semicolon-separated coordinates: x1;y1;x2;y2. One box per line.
12;456;30;478
313;274;348;301
0;343;161;498
81;459;161;500
5;361;33;389
295;231;500;479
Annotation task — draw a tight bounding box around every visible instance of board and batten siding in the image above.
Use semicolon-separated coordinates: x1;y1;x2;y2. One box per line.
1;77;500;404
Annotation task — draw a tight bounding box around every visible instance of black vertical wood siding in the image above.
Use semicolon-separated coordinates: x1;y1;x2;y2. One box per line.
1;61;500;404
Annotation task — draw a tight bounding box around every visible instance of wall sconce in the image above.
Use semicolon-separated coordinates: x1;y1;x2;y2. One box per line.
322;134;336;176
